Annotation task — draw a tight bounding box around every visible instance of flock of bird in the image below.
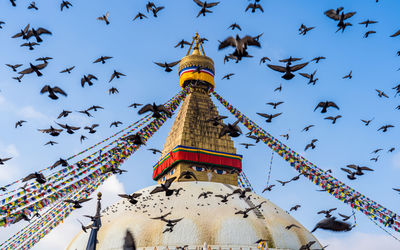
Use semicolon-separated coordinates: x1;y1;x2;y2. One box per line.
0;0;399;248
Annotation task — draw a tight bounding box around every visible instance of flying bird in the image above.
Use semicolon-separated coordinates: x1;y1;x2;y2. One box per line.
178;171;198;181
97;12;110;25
133;12;147;21
81;74;98;87
60;1;72;11
12;24;30;40
56;123;80;134
311;56;326;63
340;168;357;180
110;121;122;128
93;56;112;64
174;39;191;48
245;2;264;13
154;61;180;72
240;143;255;149
324;115;342;124
219;119;242;138
6;64;22;72
118;193;142;204
15;120;26;128
290;205;301;211
22;172;46;184
27;27;52;43
346;164;374;176
222;73;234;80
219;34;261;61
375;89;389;98
361;118;374;126
60;66;75;74
84;124;99;134
0;157;12;165
57;110;72;119
299;24;315;35
108;87;119;95
138;103;172;118
267;61;308;80
206;115;228;126
38;126;62;136
19;63;48;77
148;148;162;154
20;42;39;50
343;70;352;79
28;2;38;10
266;101;284;109
311;216;352;232
305;139;318;151
150;177;176;196
299;70;318;85
259;56;271;64
359;20;378;27
256;112;282;123
228;23;241;31
193;0;220;17
324;7;356;33
314;101;339;113
364;30;376;38
262;184;275;193
129;103;142;108
378;125;394;132
302;125;314;132
65;198;92;209
40;85;67;100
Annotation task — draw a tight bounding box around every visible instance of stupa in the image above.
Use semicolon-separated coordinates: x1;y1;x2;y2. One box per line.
67;33;322;250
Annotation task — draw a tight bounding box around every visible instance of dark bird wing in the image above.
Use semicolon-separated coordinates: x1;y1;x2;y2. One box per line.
267;64;286;73
77;198;92;204
138;104;154;115
327;102;340;110
40;85;50;94
52;87;67;96
271;113;282;118
340;168;353;174
290;62;309;72
36;28;52;35
22;173;37;182
324;8;341;20
166;61;180;67
314;102;324;111
241;36;261;47
256;112;270;118
193;0;204;7
343;12;356;20
390;30;400;37
218;36;236;50
299;73;311;79
164;177;177;188
154;62;166;68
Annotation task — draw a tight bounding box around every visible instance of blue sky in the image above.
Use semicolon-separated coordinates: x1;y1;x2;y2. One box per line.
0;0;400;249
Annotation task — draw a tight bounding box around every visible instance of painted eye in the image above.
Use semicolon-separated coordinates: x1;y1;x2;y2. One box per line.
190;166;206;172
214;169;227;175
162;176;166;181
170;169;175;175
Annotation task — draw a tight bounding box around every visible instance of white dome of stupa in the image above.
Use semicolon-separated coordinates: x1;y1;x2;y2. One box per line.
67;181;322;250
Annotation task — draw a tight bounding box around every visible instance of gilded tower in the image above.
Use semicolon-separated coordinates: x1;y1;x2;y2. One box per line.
153;33;242;185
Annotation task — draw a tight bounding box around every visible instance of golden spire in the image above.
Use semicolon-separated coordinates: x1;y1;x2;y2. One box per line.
178;33;215;90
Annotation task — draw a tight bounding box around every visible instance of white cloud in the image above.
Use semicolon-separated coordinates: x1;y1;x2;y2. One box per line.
319;232;400;250
18;106;49;121
0;95;50;122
